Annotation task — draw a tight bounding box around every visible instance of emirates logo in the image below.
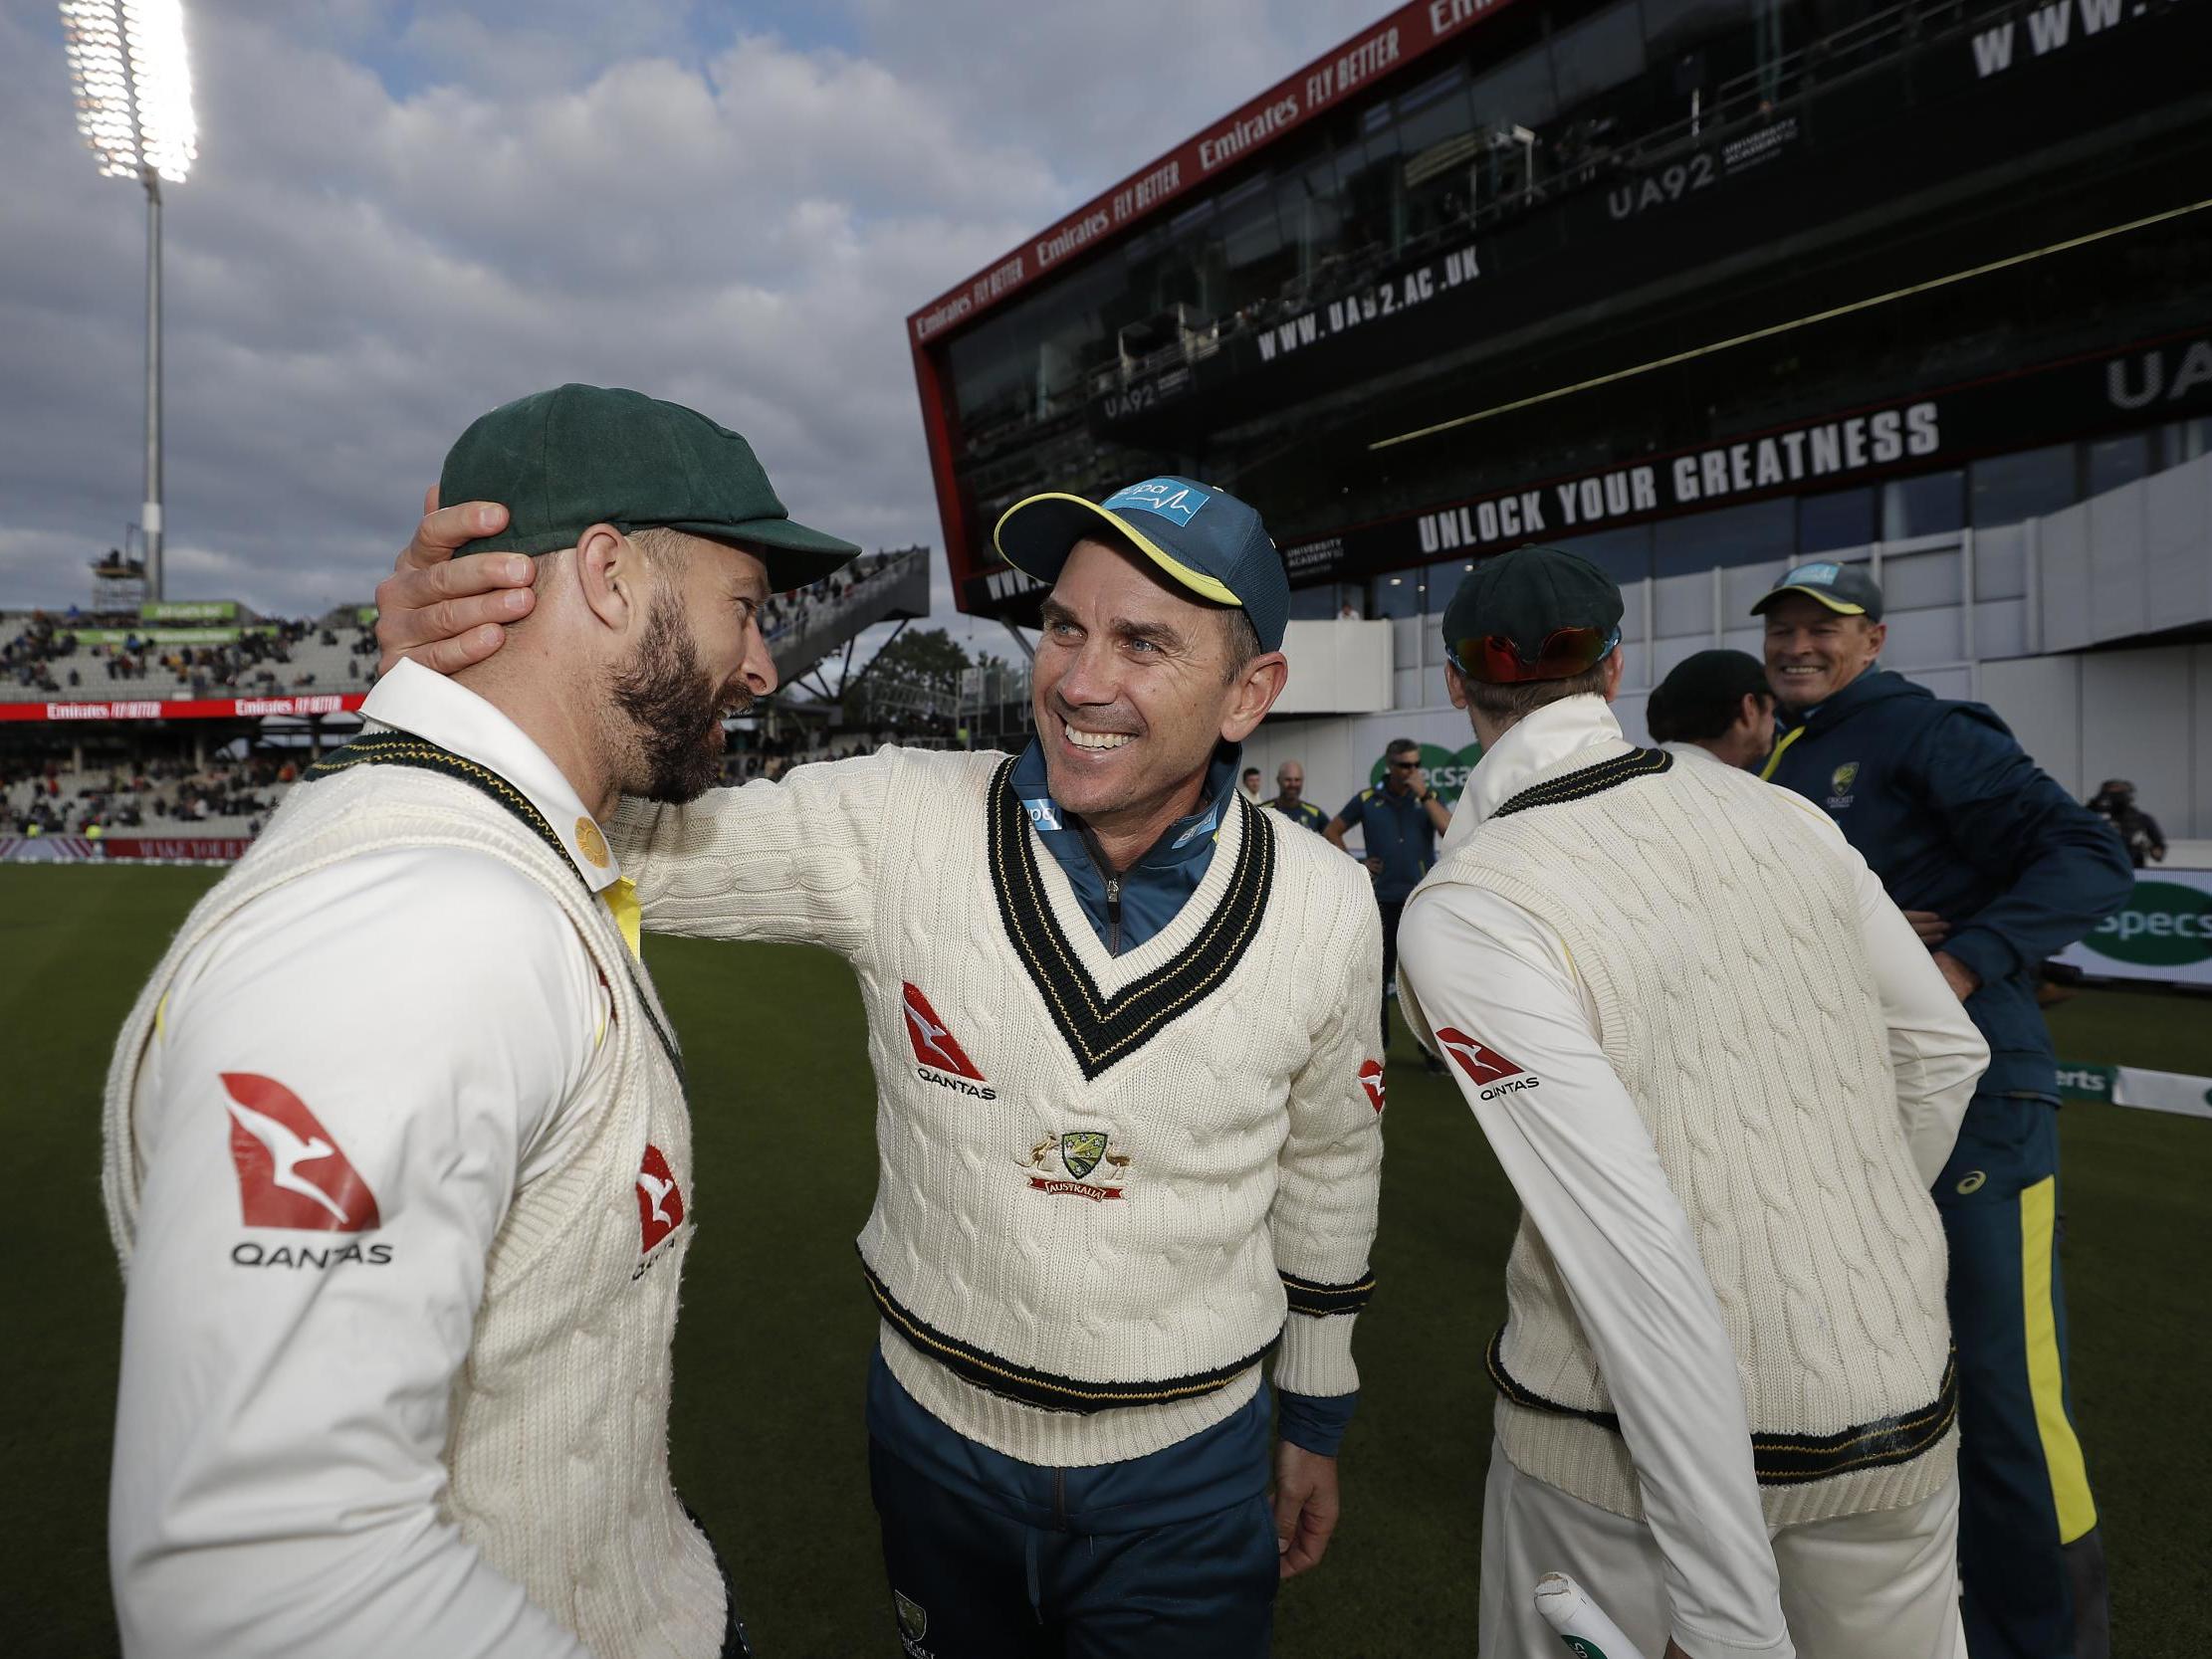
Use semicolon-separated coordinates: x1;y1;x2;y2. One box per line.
223;1073;381;1232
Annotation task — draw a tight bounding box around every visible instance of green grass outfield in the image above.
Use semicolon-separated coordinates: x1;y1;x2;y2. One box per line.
4;865;2209;1656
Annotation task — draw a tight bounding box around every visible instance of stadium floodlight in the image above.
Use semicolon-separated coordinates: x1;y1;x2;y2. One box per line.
59;0;198;601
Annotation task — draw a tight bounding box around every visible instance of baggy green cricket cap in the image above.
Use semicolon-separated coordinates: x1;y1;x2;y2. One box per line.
1439;543;1624;678
440;383;859;589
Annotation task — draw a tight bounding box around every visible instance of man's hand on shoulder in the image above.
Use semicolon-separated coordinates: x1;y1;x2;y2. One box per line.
374;487;537;676
1272;1440;1341;1579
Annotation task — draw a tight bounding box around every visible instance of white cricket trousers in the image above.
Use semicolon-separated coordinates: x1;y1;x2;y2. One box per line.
1478;1438;1965;1659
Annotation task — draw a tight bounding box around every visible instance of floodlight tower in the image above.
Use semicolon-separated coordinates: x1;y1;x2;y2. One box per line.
60;0;197;603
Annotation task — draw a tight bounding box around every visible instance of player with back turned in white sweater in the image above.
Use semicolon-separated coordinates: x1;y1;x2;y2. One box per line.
379;475;1385;1658
103;385;864;1658
1396;546;1990;1659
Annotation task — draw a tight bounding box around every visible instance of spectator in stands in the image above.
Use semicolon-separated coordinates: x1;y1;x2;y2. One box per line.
1646;649;1776;770
2087;779;2165;868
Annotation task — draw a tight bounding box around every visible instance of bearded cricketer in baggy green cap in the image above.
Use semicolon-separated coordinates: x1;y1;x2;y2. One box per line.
105;384;856;1659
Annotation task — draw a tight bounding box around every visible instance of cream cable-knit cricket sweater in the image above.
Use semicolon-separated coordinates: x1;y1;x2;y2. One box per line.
611;744;1385;1468
103;748;725;1659
1424;741;1956;1529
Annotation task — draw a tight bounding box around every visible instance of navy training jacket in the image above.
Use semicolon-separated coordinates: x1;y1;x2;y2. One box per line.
1764;669;2133;1098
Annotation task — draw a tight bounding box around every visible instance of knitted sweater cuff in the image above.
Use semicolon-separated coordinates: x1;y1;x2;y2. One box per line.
1272;1310;1361;1397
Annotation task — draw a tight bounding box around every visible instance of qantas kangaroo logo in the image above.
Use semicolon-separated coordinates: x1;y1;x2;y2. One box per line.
632;1149;681;1256
1358;1059;1387;1113
1434;1029;1524;1088
636;1144;686;1253
901;983;986;1081
222;1073;381;1232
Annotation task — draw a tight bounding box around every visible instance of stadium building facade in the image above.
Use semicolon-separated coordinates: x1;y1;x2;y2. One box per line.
906;0;2212;833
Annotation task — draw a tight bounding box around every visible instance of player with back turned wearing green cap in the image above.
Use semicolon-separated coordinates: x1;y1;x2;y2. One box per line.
375;473;1385;1657
104;383;861;1659
1396;543;1989;1659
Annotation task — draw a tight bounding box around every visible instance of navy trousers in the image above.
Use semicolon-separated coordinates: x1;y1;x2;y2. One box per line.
1935;1093;2108;1659
1378;899;1405;1051
868;1437;1277;1659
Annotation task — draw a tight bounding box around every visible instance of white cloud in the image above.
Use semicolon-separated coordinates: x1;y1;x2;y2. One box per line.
0;0;1390;628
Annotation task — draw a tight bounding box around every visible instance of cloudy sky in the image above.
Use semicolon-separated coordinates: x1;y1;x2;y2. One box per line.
0;0;1386;650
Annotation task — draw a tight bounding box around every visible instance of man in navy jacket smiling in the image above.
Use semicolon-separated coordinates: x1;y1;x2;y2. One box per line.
1757;558;2131;1659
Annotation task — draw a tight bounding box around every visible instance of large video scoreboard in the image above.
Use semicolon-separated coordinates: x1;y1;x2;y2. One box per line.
907;0;2212;622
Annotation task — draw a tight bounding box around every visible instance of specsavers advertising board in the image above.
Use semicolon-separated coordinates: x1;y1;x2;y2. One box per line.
2057;869;2212;986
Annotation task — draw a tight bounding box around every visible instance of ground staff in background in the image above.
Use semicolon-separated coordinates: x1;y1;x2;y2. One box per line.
379;475;1382;1659
1400;545;1987;1659
1325;738;1449;1052
1756;559;2134;1659
1263;759;1328;832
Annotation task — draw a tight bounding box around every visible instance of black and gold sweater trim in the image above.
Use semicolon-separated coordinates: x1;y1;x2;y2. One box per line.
304;730;685;1084
861;1249;1277;1415
1281;1269;1376;1319
987;757;1275;1081
1491;746;1672;819
1484;1327;1959;1487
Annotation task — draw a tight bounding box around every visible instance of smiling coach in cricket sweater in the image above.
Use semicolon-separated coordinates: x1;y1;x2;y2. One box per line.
1755;560;2133;1659
377;475;1385;1657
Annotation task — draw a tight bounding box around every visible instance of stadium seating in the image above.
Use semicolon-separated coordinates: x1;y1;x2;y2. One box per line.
0;613;378;703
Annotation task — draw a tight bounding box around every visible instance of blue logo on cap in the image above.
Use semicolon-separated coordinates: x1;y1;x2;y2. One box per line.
1103;479;1211;526
1784;561;1842;585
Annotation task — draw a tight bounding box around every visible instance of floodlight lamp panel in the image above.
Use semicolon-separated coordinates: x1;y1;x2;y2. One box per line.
122;0;197;182
58;0;197;182
61;0;138;175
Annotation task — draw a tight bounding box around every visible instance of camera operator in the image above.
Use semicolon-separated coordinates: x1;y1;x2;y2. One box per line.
2087;779;2166;869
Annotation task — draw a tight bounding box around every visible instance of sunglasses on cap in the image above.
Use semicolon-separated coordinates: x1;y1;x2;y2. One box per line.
1447;625;1620;685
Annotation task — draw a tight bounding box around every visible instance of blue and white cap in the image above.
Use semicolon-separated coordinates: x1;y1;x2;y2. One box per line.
994;476;1290;651
1751;559;1885;621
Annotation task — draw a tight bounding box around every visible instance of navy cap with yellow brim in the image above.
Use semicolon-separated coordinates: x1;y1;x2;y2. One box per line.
1750;559;1885;622
441;383;860;592
994;477;1289;652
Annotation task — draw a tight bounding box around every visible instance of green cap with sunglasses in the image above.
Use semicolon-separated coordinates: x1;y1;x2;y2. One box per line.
1439;543;1625;683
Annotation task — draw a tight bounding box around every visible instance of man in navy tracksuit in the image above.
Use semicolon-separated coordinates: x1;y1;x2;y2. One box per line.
1324;738;1450;1052
1755;559;2132;1659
